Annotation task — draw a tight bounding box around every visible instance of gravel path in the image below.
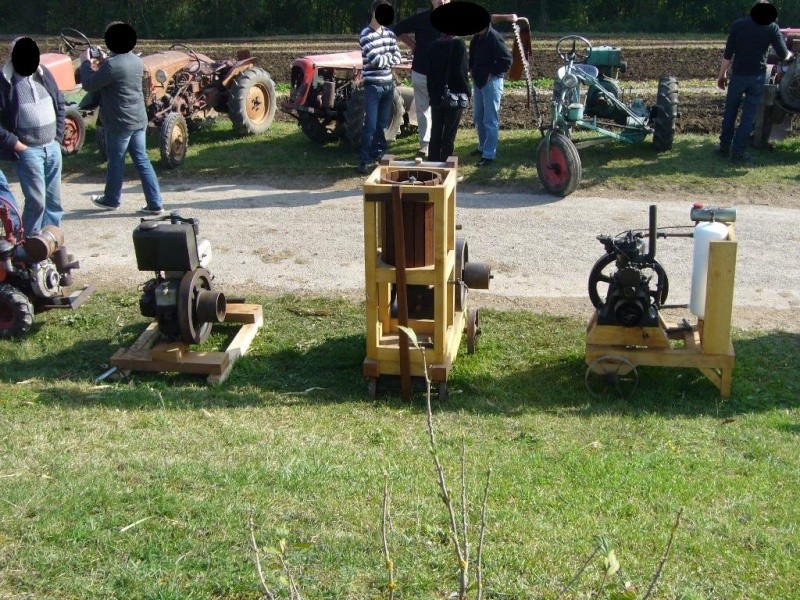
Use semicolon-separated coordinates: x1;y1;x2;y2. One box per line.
7;175;799;333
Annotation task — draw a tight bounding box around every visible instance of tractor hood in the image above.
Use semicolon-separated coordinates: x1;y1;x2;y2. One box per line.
294;50;363;69
141;50;215;76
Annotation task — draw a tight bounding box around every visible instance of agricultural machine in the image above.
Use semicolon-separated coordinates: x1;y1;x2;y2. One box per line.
752;28;800;147
0;196;93;338
60;28;277;168
280;50;416;147
535;35;678;196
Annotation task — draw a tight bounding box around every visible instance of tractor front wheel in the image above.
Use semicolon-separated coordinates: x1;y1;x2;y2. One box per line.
159;113;189;169
61;106;86;156
652;75;678;151
343;87;406;148
536;132;582;196
0;284;34;338
299;112;342;145
228;67;277;135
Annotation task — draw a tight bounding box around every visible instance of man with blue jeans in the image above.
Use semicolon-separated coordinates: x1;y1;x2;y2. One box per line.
0;37;65;236
357;0;402;175
717;1;792;165
469;21;512;167
80;22;164;214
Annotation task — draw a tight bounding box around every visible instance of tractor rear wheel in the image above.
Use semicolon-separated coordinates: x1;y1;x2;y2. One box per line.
536;132;582;196
61;106;86;156
0;284;34;338
228;67;277;135
299;112;343;145
652;75;678;151
343;87;405;148
159;113;189;169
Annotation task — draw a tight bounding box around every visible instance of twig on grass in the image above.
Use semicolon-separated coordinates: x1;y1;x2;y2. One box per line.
642;507;684;600
556;544;602;599
247;512;276;600
476;468;492;600
119;516;153;533
382;477;396;599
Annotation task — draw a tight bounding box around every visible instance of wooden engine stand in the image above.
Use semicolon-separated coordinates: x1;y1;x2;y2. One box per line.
110;303;262;384
585;228;737;398
362;156;477;401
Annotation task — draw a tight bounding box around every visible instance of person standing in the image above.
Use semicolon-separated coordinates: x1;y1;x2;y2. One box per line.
469;20;512;167
357;0;402;175
393;0;450;159
80;22;164;214
717;0;792;165
426;33;469;162
0;37;65;236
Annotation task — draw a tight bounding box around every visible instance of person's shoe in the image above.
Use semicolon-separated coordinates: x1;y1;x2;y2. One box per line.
714;143;730;157
416;150;427;159
469;148;482;156
91;195;119;211
138;206;165;216
476;158;494;167
356;163;369;175
731;152;755;167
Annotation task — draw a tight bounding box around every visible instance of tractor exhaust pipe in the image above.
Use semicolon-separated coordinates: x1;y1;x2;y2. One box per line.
647;204;657;260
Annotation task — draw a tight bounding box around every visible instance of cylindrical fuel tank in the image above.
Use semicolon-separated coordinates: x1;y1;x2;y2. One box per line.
689;221;729;318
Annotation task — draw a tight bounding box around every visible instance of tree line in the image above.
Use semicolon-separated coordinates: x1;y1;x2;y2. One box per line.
0;0;798;38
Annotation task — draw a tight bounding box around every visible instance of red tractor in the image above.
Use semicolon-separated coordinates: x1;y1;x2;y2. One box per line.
281;50;416;147
753;28;800;147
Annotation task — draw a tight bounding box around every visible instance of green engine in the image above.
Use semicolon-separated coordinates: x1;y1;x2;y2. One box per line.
584;45;628;124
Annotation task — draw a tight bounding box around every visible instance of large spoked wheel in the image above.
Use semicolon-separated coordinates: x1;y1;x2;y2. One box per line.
159;113;189;169
652;75;679;151
177;269;215;345
228;67;277;135
0;283;34;339
585;355;639;399
298;112;343;144
556;35;593;64
61;106;86;156
344;86;406;148
587;253;670;310
536;132;582;196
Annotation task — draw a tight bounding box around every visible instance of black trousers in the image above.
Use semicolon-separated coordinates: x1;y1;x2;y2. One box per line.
428;106;464;162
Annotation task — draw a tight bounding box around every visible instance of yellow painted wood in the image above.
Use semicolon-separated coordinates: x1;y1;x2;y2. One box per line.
702;239;737;355
586;323;671;348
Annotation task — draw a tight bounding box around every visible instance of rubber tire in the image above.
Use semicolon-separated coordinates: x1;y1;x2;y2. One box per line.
159;113;189;169
652;75;678;151
0;284;34;338
588;253;670;309
61;105;86;156
298;112;342;145
343;86;405;148
536;132;582;196
228;67;277;135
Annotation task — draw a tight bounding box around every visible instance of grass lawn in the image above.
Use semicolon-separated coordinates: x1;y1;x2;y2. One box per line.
61;118;800;200
1;294;799;599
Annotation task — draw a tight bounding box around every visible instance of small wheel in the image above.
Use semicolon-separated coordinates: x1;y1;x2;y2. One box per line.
556;35;593;64
177;268;214;344
536;132;581;196
61;106;86;155
159;113;189;169
587;253;670;310
466;308;480;354
463;262;491;290
366;377;378;399
585;355;639;399
0;283;34;338
437;381;449;402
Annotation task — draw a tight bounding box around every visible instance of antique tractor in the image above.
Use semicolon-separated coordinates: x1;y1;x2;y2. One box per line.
752;28;800;147
536;35;678;196
133;213;226;345
60;28;276;168
0;196;93;338
281;50;416;147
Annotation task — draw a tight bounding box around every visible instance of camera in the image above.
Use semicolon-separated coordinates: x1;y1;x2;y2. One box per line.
89;46;102;59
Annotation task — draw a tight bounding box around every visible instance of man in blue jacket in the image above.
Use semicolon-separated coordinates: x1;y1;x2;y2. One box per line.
717;0;792;165
0;37;65;236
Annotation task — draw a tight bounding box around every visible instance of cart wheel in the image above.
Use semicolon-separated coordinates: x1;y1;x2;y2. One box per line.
536;132;581;196
585;355;639;399
437;381;449;402
466;308;481;354
366;377;378;399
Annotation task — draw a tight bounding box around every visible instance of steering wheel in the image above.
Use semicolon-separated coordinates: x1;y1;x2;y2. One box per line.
60;28;93;55
556;35;593;64
169;44;205;73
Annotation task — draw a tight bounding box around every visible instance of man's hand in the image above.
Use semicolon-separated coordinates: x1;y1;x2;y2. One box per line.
14;141;28;153
784;51;795;63
717;75;727;91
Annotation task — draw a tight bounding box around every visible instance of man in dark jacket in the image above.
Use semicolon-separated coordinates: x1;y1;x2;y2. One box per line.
80;22;164;214
717;0;792;165
0;37;65;236
469;20;513;166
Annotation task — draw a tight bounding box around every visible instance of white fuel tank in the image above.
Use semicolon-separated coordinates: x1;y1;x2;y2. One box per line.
689;221;729;318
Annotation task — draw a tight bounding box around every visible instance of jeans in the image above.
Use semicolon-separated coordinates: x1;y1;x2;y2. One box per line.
15;140;63;236
359;82;395;166
411;70;431;151
472;75;504;160
0;168;22;233
428;106;464;162
104;127;163;209
719;72;767;157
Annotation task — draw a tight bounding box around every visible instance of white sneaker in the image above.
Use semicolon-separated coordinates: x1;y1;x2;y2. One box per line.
138;206;165;216
91;195;119;211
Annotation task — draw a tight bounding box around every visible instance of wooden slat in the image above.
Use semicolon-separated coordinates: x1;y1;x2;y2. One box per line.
586;323;671;348
702;239;737;355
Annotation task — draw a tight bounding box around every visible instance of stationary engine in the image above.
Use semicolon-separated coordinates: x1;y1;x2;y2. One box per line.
0;197;89;338
588;205;669;328
133;213;226;344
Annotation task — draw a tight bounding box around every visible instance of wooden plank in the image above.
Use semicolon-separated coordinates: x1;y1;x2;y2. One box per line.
364;198;379;357
223;303;262;325
586;323;671;348
111;351;229;375
585;344;734;369
151;343;187;362
702;239;737;355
